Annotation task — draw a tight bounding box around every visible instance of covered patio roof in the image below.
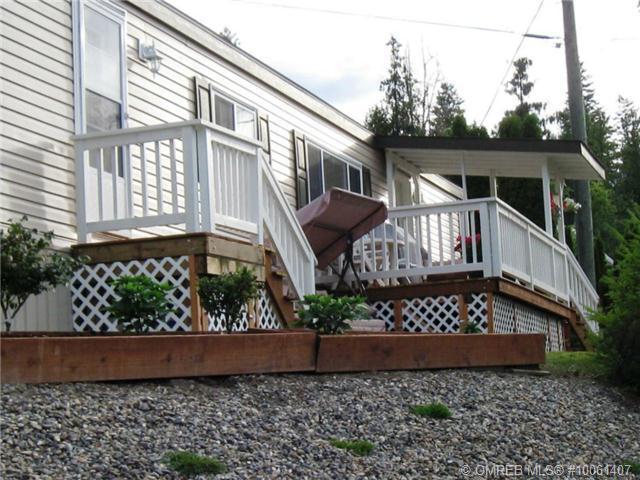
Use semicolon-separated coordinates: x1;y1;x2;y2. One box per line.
376;136;605;181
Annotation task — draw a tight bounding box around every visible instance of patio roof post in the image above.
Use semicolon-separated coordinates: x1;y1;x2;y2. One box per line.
460;155;468;200
557;177;566;244
385;150;396;207
489;169;498;198
541;160;553;236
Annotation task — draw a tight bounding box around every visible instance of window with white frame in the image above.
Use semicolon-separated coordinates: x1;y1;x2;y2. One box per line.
73;0;127;137
212;90;258;139
307;142;363;201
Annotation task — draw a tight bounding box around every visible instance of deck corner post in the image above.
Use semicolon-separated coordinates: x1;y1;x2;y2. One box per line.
541;159;553;236
486;292;495;333
74;142;88;243
183;126;201;232
188;254;203;331
458;294;468;333
393;299;403;331
256;149;265;245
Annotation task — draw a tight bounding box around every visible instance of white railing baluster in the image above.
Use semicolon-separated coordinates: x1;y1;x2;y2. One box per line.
155;141;163;215
170;138;178;214
426;215;432;268
470;211;477;263
97;149;104;221
140;143;149;217
111;146;118;219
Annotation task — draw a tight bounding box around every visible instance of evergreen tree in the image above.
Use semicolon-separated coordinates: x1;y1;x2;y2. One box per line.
431;82;464;136
495;58;546;228
614;97;640;207
365;37;426;136
505;57;544;116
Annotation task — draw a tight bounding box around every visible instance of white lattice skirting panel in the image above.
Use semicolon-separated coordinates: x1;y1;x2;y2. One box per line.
72;256;192;332
207;289;283;332
368;293;564;350
369;293;489;334
493;294;565;351
73;257;284;333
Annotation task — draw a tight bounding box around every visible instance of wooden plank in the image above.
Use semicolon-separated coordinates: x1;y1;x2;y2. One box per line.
72;232;263;265
188;255;203;332
316;333;546;373
486;292;495;333
497;279;572;319
393;299;403;331
263;251;296;326
0;331;318;384
458;294;468;333
366;278;498;301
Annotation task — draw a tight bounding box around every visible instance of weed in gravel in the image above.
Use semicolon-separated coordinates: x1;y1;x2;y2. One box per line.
410;402;452;419
329;439;375;456
163;451;226;476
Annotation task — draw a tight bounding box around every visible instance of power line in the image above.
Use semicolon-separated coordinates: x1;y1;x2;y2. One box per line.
227;0;520;35
480;0;546;125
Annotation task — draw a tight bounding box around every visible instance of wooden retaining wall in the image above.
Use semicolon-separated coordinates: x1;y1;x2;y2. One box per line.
1;331;545;384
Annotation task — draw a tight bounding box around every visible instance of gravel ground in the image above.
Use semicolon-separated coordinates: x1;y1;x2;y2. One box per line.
1;370;639;479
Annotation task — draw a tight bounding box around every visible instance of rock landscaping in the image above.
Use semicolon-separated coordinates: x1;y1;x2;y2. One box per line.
1;370;639;479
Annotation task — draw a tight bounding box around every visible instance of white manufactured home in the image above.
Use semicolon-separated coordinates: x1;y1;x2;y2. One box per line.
0;0;602;349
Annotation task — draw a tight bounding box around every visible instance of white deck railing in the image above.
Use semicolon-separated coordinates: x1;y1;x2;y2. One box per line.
317;197;599;331
260;152;316;297
74;119;316;298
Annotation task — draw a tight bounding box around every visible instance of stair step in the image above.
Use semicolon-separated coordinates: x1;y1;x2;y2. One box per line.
270;267;287;278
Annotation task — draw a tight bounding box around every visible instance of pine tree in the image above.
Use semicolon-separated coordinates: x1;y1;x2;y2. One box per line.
505;57;543;116
365;37;426;136
431;82;464;136
615;97;640;206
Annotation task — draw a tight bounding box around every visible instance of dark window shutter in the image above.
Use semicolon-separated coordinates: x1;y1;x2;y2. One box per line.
194;77;212;122
293;130;308;208
258;114;271;157
362;167;372;197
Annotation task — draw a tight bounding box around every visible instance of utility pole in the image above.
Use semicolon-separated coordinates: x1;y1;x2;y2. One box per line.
562;0;596;287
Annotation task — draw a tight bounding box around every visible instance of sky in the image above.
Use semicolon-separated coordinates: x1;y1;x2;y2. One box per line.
166;0;640;133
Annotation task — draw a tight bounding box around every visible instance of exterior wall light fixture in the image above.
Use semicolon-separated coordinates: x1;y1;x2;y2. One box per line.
138;40;162;75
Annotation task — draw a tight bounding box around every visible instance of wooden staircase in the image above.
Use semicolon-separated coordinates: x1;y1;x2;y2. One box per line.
566;307;593;351
263;246;299;327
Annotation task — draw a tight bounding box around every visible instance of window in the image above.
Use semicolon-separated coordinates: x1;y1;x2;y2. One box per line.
212;91;257;139
73;0;127;178
73;0;127;136
306;143;363;201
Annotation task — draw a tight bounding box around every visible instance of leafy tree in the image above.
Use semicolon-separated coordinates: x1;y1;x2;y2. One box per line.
430;82;464;136
594;207;640;391
197;267;262;333
1;217;85;331
365;37;427;136
106;275;175;334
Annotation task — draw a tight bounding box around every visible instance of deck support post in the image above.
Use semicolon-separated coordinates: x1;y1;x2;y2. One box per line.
541;159;553;236
460;155;468;200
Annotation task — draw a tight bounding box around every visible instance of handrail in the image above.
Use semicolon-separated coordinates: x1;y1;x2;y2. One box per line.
260;152;316;298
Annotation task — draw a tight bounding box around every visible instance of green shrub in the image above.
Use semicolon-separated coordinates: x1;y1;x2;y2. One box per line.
544;352;608;379
410;402;452;419
163;451;226;476
463;320;481;334
594;208;640;390
106;275;174;333
297;294;369;334
0;216;86;331
329;439;374;456
198;267;261;333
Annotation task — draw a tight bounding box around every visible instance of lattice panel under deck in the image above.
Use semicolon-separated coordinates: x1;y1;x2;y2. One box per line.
403;295;460;333
257;288;283;329
492;294;565;351
71;256;191;332
369;300;395;331
208;306;249;332
467;293;489;333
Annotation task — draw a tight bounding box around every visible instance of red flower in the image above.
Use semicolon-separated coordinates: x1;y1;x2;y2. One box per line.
454;233;481;252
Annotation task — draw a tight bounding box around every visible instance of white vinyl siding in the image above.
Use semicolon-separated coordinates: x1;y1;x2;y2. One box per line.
0;0;459;331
